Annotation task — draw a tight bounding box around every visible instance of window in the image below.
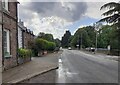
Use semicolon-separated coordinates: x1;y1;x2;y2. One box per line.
3;29;10;57
2;0;8;11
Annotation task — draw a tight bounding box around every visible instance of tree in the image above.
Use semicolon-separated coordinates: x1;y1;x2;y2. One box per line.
99;2;120;26
97;25;111;48
71;26;96;48
38;32;54;42
54;38;61;47
61;30;71;48
99;1;120;55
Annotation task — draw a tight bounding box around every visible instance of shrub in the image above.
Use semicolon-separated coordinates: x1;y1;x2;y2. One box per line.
18;48;32;58
34;38;56;52
47;42;56;51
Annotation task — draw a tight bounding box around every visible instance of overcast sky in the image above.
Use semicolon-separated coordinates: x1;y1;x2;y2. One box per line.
17;0;119;39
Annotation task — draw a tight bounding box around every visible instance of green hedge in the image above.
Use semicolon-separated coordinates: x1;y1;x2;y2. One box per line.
18;48;32;58
35;38;56;51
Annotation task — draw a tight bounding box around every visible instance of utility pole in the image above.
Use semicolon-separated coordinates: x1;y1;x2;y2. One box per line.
80;33;82;50
78;35;80;50
94;22;102;53
95;31;97;52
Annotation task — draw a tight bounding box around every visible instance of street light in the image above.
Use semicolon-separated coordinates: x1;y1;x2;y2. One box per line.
80;33;82;50
94;22;102;53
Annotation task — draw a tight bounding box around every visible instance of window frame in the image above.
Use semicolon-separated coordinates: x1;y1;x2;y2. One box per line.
3;29;11;58
2;0;9;11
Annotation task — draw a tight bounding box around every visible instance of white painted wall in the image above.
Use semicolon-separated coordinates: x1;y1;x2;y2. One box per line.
18;27;23;48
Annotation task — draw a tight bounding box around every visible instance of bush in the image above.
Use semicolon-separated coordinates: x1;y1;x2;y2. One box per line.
47;42;56;51
35;38;56;52
18;48;32;58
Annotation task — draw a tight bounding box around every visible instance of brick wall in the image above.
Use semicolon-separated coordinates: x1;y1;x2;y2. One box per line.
3;2;18;69
23;30;34;49
0;25;2;69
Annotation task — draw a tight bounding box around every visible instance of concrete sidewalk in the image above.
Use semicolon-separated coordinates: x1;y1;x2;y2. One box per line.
81;50;119;61
2;51;62;83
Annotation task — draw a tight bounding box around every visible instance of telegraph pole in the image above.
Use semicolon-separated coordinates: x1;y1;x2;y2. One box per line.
94;22;102;53
80;33;82;50
95;30;97;52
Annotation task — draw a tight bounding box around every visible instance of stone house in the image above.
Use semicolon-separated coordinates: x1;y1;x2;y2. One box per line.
18;20;35;64
0;1;2;70
0;0;19;70
18;19;35;49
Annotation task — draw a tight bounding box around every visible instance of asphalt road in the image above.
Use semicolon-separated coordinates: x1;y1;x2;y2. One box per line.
57;49;118;83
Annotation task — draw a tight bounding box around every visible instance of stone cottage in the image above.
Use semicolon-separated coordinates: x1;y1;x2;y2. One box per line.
18;19;35;49
0;0;19;70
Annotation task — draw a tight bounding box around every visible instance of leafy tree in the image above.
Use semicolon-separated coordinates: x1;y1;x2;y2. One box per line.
99;2;120;26
71;26;96;48
38;32;54;42
99;1;120;55
61;30;71;48
47;42;56;51
44;34;54;42
97;25;111;48
54;38;61;47
35;38;47;51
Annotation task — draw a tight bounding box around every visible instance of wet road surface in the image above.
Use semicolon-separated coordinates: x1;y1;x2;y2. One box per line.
21;50;118;83
57;49;118;83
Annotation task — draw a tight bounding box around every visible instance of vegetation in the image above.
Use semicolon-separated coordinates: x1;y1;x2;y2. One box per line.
38;32;54;42
61;30;71;48
18;48;32;58
31;32;59;56
54;38;61;47
99;2;120;26
70;26;96;48
98;1;120;55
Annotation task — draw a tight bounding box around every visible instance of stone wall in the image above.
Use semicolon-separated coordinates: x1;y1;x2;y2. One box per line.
0;1;3;72
3;2;18;70
0;25;2;70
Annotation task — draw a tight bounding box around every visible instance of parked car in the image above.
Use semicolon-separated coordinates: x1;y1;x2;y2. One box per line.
86;47;95;52
68;47;72;50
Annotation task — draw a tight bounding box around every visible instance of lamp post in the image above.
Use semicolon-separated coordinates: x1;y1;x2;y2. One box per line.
80;33;82;50
94;22;102;53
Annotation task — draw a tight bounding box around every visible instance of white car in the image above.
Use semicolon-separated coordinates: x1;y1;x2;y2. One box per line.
68;47;72;50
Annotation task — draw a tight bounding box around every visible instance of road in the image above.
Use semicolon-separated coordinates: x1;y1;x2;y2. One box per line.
22;49;118;83
57;49;118;83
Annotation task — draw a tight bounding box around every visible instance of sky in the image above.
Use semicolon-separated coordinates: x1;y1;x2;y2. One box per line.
17;0;119;39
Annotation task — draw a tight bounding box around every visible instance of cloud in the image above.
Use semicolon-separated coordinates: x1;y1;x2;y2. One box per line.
18;1;115;39
22;2;87;22
84;2;104;19
18;1;88;39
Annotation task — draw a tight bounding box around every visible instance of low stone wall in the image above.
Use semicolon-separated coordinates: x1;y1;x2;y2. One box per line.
18;57;31;65
110;49;120;56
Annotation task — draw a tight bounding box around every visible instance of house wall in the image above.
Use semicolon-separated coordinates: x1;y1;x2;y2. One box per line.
3;2;18;69
18;20;35;50
23;31;34;49
0;1;3;72
23;31;29;49
18;27;23;48
0;25;2;70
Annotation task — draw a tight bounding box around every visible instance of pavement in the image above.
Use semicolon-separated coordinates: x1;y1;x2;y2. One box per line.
22;69;57;83
57;49;118;83
82;50;119;61
2;51;62;83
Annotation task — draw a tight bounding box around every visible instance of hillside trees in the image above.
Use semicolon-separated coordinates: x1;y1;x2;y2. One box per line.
61;30;71;48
